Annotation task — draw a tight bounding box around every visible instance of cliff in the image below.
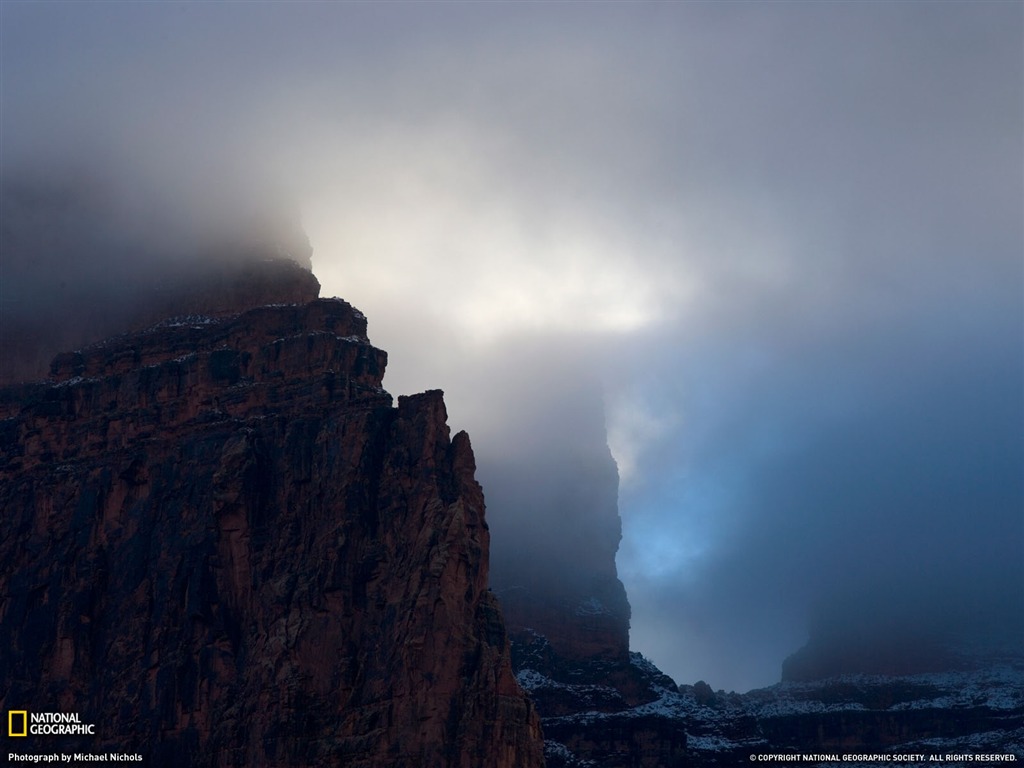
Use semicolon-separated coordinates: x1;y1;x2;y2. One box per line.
481;400;689;767
3;256;1017;768
0;264;544;767
487;439;631;664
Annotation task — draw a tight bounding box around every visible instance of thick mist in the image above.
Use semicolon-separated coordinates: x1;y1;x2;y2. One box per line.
2;2;1021;691
0;169;312;381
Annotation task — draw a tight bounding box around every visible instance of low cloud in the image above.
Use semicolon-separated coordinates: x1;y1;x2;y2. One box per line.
2;1;1020;692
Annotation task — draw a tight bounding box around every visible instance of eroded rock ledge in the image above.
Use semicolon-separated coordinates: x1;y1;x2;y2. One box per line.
0;279;544;767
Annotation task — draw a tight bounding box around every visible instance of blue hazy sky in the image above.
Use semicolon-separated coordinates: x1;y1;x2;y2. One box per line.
2;1;1021;692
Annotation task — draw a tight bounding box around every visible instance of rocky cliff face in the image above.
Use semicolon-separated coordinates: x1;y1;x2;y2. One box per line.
487;439;631;665
4;257;1016;768
482;407;690;767
0;264;544;767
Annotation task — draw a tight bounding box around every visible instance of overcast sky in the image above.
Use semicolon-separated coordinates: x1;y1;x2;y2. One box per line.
2;1;1021;692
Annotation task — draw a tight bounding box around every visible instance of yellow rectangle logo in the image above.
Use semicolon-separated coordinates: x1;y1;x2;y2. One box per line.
8;710;28;737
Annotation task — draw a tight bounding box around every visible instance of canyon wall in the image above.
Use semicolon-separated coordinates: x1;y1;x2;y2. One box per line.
0;265;544;767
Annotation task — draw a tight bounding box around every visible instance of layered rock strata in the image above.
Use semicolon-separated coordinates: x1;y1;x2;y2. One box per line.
518;649;1024;767
0;279;544;767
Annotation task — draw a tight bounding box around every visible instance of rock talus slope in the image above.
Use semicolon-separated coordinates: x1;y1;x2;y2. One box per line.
0;264;544;767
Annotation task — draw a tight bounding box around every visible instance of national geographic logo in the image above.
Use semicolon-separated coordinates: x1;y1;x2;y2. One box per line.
8;711;27;737
6;711;96;736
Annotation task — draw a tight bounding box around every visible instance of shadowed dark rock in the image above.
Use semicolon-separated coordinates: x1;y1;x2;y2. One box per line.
0;280;544;767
